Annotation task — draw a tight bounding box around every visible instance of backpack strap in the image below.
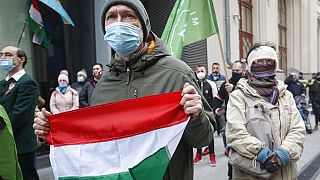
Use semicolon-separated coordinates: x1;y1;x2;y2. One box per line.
238;89;277;145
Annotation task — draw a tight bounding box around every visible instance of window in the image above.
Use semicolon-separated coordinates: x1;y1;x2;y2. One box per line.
239;0;253;58
278;0;287;74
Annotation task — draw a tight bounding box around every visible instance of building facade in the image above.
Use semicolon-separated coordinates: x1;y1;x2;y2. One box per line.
207;0;320;79
0;0;34;78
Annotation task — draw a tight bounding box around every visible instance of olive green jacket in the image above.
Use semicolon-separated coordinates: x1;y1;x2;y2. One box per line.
91;33;215;180
0;105;23;180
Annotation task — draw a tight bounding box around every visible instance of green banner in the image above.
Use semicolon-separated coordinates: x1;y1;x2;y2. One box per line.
161;0;219;59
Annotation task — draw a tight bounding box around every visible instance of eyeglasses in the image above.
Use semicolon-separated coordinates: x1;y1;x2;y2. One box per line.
254;59;275;65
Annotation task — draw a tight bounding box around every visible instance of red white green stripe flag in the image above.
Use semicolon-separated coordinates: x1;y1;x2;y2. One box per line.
46;92;189;179
26;0;49;48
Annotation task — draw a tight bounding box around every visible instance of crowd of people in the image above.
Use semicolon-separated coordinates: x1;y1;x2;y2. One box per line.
48;63;104;115
1;0;320;180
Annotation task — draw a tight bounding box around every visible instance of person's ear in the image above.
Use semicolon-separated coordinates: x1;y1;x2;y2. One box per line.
18;56;26;64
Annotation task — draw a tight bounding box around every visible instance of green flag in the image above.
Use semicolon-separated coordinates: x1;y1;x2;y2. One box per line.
0;105;23;180
161;0;219;58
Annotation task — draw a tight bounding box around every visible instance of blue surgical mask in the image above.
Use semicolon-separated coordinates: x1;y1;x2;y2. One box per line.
104;22;142;56
0;58;15;72
58;83;68;94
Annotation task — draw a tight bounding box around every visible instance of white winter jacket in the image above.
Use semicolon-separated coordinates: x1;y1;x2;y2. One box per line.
227;78;306;180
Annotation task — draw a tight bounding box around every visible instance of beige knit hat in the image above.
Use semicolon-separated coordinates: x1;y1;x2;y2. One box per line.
58;73;69;84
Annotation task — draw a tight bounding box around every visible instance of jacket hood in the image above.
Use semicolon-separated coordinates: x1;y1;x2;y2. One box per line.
236;78;287;98
109;32;171;73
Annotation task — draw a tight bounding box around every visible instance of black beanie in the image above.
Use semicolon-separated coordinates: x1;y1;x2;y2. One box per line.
101;0;151;42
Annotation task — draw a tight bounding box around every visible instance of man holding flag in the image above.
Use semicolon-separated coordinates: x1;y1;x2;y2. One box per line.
34;0;216;179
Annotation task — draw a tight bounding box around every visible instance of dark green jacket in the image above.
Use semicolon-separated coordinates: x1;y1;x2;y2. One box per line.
91;33;215;180
0;73;39;154
0;105;23;180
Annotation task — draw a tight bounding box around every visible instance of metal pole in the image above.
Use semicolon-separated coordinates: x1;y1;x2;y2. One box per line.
225;0;232;67
217;34;229;81
17;22;27;47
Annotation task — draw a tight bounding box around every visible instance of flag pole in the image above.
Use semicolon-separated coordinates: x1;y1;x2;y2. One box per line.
17;22;27;47
217;34;229;80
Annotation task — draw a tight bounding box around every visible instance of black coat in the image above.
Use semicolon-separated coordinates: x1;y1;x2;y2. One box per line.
285;75;306;97
0;74;39;154
212;78;238;112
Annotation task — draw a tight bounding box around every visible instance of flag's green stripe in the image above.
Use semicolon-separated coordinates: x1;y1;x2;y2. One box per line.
26;16;49;48
129;147;169;180
59;172;133;180
58;147;169;180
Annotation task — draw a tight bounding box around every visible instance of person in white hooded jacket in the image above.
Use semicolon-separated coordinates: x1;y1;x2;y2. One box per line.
226;43;306;180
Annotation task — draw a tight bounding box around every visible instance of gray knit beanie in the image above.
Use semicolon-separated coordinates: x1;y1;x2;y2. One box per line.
101;0;151;42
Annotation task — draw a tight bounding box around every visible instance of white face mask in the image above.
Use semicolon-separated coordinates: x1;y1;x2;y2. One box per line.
197;72;206;80
77;76;85;82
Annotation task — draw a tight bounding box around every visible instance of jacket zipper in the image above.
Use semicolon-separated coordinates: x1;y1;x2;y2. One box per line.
126;67;131;85
278;107;284;180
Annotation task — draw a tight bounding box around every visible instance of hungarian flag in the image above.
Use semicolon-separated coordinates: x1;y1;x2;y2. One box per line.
0;105;23;180
47;92;189;179
26;0;49;48
161;0;219;58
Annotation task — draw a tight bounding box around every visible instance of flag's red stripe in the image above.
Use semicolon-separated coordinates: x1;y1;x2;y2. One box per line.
32;0;40;11
46;92;189;146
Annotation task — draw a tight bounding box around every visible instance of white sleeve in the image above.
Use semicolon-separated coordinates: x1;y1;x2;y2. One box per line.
207;79;218;98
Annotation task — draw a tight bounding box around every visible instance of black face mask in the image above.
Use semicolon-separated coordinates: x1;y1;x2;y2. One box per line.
231;72;242;82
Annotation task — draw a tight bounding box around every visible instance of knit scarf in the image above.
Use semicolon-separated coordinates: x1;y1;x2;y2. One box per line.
250;61;276;78
248;64;279;105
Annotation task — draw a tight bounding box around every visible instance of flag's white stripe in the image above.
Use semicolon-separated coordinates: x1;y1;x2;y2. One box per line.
29;4;43;45
29;5;43;24
32;35;42;45
50;120;188;178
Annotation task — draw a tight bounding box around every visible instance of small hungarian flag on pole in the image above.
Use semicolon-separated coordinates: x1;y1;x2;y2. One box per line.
47;92;189;179
26;0;49;48
161;0;219;59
